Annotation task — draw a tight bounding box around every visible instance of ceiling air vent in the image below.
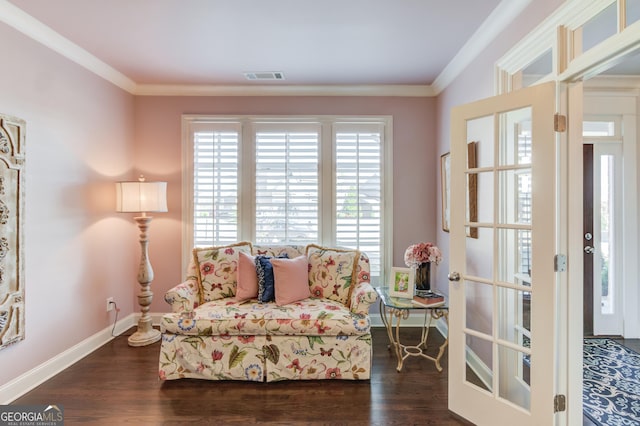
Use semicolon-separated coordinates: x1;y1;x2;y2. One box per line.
244;71;285;81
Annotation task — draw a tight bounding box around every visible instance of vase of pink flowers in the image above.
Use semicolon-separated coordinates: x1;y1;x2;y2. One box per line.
404;242;442;291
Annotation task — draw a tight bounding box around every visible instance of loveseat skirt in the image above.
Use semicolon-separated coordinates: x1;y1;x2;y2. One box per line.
159;333;372;381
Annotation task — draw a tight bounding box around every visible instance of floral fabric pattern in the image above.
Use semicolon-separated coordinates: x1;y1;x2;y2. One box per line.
161;298;370;337
252;245;306;259
164;279;200;313
159;333;371;381
161;243;376;382
160;333;266;381
306;245;360;306
266;334;371;381
349;281;377;315
193;242;253;302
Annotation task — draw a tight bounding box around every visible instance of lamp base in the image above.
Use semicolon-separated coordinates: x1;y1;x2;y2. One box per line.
128;327;161;347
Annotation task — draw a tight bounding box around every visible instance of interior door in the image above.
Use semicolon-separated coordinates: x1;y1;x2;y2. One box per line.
448;82;558;425
583;144;594;336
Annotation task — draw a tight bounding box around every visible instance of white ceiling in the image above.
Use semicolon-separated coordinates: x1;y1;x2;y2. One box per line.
2;0;531;95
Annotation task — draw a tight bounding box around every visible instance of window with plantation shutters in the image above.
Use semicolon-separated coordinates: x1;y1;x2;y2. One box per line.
183;116;391;285
191;124;240;246
335;125;383;280
254;125;320;244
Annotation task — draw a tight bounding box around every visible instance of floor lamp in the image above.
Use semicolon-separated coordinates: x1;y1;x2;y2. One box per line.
116;175;167;347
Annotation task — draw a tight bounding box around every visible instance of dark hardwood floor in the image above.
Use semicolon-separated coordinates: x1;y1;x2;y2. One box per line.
13;327;472;425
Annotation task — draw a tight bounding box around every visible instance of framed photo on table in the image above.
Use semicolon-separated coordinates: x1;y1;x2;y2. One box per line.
389;267;414;299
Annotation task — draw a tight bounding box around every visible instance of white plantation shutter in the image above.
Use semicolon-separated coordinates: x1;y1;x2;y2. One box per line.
193;126;239;246
184;116;389;282
335;124;383;281
254;124;320;244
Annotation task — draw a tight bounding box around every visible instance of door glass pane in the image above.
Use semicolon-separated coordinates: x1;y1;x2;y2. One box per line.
497;286;531;348
495;105;533;413
498;344;531;411
498;169;532;225
581;3;618;53
467;115;494;168
471;172;493;223
465;335;493;392
497;228;532;287
521;49;553;88
627;0;640;26
599;155;614;315
499;108;531;166
467;227;493;280
466;280;493;335
583;120;616;137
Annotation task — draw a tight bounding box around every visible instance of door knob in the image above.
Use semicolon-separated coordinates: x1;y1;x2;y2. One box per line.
584;246;595;254
448;272;461;282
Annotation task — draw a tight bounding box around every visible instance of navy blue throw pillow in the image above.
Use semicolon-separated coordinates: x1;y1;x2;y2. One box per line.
255;254;288;303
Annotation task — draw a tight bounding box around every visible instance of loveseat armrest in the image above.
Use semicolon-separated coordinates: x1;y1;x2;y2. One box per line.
349;281;378;315
164;280;200;313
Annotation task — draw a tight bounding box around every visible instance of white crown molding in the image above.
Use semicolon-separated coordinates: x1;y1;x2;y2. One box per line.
0;0;137;93
431;0;533;95
1;0;535;98
0;0;435;97
134;84;434;97
1;0;510;97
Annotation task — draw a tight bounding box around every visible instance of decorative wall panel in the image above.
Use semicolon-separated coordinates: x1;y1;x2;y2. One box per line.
0;113;25;350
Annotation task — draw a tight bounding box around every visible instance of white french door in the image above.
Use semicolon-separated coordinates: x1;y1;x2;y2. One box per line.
448;82;559;425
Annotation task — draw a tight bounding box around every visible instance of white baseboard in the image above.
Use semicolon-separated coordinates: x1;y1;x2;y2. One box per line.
0;313;139;404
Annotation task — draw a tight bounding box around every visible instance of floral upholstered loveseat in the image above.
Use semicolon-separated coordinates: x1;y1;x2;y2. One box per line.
159;242;377;382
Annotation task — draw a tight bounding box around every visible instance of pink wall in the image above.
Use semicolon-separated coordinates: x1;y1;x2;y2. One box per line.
0;23;136;386
134;96;438;311
434;0;565;364
0;0;567;391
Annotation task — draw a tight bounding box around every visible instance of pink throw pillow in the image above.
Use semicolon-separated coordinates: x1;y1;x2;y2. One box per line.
235;252;258;302
271;256;310;306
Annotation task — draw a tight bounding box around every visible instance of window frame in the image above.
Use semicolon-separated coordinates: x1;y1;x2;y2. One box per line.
181;114;393;283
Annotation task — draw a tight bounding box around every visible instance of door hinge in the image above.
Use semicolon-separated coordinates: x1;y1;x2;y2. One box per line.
554;114;567;132
554;394;566;413
554;254;567;272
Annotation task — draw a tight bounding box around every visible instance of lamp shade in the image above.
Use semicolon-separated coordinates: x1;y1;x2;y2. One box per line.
116;179;167;213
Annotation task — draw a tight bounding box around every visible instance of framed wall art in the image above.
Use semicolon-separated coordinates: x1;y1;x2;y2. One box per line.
441;152;450;232
467;141;478;239
442;143;478;238
0;113;25;350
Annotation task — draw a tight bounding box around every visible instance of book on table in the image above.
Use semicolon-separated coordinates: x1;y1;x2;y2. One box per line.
412;291;445;307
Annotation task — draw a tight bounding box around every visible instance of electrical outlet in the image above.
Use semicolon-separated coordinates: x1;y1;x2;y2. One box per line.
106;297;114;312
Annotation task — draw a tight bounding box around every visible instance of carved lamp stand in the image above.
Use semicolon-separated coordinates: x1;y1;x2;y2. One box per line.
116;175;167;347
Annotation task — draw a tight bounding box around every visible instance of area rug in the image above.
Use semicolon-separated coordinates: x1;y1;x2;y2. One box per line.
583;338;640;425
